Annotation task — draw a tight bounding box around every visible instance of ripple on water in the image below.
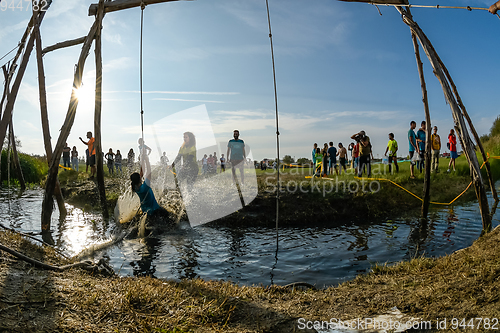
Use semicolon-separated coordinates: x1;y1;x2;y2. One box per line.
2;186;499;287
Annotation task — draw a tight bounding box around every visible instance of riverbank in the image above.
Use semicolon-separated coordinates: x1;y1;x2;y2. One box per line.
1;220;499;332
55;153;499;228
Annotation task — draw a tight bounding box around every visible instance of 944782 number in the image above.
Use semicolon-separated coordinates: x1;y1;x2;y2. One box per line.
0;0;49;12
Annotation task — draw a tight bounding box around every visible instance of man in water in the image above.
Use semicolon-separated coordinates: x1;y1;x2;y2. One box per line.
130;153;173;229
227;129;246;185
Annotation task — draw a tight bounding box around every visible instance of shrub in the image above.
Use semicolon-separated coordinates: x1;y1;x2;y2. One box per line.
1;150;47;184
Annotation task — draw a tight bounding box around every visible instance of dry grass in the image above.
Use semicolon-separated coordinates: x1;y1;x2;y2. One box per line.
1;224;500;332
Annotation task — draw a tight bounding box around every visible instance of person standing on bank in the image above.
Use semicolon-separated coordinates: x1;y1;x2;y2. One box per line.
416;121;427;173
227;130;246;185
337;143;348;175
431;126;441;173
322;143;329;177
220;154;226;173
447;129;457;173
127;148;135;171
115;150;123;174
384;133;399;174
351;131;371;177
408;121;418;179
62;143;71;169
327;142;338;176
80;131;96;180
105;148;115;175
312;143;318;169
71;146;79;172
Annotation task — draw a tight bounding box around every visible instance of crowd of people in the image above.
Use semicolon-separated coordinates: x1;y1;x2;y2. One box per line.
311;121;459;179
58;131;138;180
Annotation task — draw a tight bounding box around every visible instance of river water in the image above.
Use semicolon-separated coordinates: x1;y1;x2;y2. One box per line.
0;186;498;288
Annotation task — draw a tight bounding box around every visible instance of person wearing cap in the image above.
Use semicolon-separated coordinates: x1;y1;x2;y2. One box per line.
351;130;372;177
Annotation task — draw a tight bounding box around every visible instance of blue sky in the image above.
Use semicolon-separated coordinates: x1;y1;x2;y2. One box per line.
1;0;499;162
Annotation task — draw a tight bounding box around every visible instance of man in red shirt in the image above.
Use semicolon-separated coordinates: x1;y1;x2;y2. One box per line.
80;131;96;179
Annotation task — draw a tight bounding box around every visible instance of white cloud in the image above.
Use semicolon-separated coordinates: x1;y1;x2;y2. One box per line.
18;82;40;109
103;57;133;72
153;98;224;103
0;19;29;43
103;33;123;45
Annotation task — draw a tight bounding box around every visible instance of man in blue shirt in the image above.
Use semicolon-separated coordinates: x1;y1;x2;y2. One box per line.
130;153;173;231
416;121;426;173
408;120;418;179
327;142;338;176
227;130;246;185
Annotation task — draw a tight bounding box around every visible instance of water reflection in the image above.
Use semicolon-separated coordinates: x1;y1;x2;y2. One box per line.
1;186;499;287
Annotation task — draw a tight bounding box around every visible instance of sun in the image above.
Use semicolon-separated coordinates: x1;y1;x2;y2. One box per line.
73;83;94;102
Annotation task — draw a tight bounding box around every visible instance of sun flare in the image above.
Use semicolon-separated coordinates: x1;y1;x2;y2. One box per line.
73;84;94;102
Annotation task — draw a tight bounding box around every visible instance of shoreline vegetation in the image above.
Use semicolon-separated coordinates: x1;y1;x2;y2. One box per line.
0;216;499;332
0;123;499;331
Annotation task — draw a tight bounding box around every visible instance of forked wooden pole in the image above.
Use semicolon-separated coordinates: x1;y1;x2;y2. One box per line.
435;56;499;202
410;29;431;218
94;0;109;218
34;23;68;217
88;0;180;16
42;36;87;55
397;7;492;231
0;10;49;163
41;12;101;229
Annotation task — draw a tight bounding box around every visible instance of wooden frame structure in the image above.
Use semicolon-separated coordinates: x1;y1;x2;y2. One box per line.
1;0;497;233
341;0;497;229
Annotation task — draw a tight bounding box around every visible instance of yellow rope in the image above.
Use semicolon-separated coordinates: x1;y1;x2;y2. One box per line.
58;164;72;171
302;151;500;206
353;176;472;205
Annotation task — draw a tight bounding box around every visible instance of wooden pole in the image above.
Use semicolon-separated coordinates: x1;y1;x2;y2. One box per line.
42;36;87;55
410;30;432;218
0;10;49;164
0;65;9;186
41;17;100;229
34;23;68;217
397;7;492;231
89;0;180;16
436;56;499;202
94;0;109;218
8;120;26;191
0;65;9;113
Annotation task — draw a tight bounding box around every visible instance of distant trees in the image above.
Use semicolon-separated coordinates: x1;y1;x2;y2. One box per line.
282;155;294;165
296;157;310;165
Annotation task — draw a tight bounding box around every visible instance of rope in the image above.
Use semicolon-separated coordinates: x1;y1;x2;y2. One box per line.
372;2;500;19
304;152;500;206
139;2;145;162
0;43;21;63
265;0;281;281
58;164;72;170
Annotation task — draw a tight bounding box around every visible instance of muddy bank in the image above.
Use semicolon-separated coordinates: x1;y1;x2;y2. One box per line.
58;173;479;228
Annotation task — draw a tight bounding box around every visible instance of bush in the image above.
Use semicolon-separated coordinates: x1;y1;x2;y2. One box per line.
490;115;500;138
1;150;47;184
